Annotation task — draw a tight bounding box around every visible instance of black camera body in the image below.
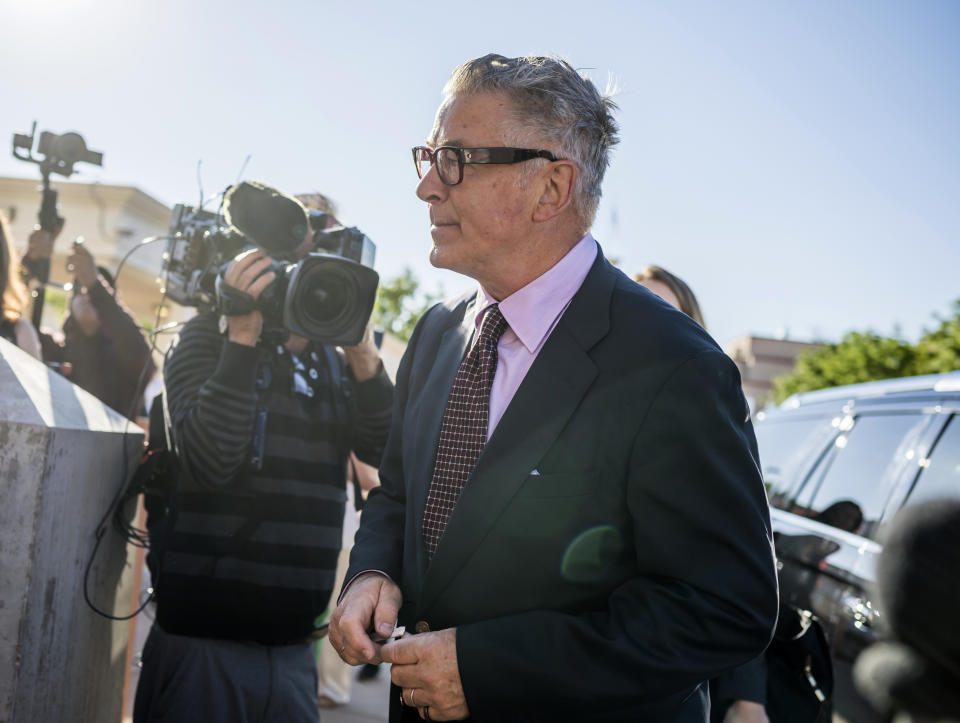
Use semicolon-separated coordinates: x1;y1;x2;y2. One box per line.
163;183;379;346
13;124;104;179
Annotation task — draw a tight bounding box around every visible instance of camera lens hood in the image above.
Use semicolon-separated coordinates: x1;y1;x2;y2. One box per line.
283;253;379;346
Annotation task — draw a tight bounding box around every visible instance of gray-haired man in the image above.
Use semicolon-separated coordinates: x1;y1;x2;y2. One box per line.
330;53;778;722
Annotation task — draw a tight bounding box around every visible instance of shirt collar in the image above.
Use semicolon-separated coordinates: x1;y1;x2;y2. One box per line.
475;234;598;354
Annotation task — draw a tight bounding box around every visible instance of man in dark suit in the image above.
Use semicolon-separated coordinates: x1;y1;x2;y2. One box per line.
329;53;778;722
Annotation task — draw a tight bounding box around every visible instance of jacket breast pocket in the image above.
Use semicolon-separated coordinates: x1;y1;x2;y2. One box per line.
515;471;596;498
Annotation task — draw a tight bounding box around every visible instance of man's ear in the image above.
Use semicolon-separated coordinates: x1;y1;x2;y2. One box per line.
532;161;577;223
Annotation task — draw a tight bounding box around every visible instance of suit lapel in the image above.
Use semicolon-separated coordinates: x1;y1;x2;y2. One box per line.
419;254;619;613
407;296;477;575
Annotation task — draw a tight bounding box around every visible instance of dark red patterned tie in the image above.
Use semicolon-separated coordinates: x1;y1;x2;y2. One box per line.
422;304;509;559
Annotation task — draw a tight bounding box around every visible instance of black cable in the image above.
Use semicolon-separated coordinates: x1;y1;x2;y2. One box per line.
83;246;175;620
110;235;166;300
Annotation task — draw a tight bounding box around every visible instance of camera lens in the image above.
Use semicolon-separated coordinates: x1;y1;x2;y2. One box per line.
283;255;378;345
303;271;353;325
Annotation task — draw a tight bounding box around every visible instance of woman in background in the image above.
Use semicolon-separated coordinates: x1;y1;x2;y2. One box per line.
633;264;707;329
0;211;41;359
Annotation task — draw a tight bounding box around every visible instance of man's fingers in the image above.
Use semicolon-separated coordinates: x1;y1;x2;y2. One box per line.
233;256;274;292
246;271;276;301
336;596;380;661
373;582;402;640
225;249;266;285
389;659;423;688
381;635;420;665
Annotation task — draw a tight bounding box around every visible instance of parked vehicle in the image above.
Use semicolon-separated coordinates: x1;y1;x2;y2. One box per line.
755;371;960;721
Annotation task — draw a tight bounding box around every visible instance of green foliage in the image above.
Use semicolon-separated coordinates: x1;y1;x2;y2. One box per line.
372;267;441;342
913;300;960;375
772;300;960;404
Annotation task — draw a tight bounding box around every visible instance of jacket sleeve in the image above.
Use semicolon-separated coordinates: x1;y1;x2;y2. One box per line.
455;351;779;721
349;362;394;469
344;306;434;587
88;280;156;387
163;314;261;487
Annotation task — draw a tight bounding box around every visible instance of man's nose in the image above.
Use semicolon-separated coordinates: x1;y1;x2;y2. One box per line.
415;163;447;203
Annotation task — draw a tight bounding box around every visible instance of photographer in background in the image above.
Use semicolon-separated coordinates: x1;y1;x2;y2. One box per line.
135;187;393;723
22;229;155;420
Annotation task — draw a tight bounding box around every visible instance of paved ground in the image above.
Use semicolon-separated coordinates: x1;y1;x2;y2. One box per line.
320;665;391;723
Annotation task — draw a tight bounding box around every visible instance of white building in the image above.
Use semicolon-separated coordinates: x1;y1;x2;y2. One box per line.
725;335;822;410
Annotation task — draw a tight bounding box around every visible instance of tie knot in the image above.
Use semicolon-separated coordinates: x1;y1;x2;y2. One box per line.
478;304;509;348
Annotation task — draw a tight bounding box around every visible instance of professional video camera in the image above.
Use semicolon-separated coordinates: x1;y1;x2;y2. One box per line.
163;181;378;346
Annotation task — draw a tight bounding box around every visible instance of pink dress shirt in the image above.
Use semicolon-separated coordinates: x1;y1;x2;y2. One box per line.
473;234;598;439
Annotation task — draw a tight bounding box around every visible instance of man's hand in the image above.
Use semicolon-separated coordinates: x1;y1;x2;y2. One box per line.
723;700;770;723
343;322;381;382
222;248;276;347
25;229;54;261
328;572;402;665
384;628;469;721
67;241;98;290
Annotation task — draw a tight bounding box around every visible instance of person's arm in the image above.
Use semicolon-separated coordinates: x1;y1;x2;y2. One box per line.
713;656;770;723
164;249;276;487
86;281;154;380
343;324;394;468
67;242;155;409
163;314;260;487
330;306;439;660
19;228;56;282
351;452;381;494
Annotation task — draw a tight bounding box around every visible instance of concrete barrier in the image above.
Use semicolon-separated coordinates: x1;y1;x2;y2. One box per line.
0;337;144;723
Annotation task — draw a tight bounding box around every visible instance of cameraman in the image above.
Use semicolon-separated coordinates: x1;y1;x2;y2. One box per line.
135;217;393;722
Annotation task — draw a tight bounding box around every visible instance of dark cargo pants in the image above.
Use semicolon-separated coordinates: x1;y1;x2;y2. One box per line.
133;624;319;723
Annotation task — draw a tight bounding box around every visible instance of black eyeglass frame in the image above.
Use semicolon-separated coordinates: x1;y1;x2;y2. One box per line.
412;145;561;186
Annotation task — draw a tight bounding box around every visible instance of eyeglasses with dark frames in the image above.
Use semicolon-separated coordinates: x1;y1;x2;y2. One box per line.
412;146;561;186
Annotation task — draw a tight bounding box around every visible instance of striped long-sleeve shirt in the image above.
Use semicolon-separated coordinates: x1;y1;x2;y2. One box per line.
152;312;393;644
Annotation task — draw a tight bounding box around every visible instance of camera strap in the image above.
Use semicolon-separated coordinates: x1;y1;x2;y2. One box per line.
319;344;356;463
215;275;258;316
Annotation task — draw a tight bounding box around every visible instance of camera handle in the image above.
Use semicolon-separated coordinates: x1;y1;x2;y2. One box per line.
29;171;64;329
214;274;258;317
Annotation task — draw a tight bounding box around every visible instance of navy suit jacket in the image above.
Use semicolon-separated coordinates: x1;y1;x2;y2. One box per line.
347;252;778;722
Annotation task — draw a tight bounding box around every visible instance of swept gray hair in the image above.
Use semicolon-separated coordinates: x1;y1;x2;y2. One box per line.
441;53;619;228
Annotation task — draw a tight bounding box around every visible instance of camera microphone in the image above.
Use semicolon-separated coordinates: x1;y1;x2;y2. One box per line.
223;181;311;258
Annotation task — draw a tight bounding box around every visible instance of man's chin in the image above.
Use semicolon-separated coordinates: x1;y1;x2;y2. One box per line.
429;245;451;271
428;236;462;272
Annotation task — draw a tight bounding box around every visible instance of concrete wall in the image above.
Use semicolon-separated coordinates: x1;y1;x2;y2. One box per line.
0;338;143;723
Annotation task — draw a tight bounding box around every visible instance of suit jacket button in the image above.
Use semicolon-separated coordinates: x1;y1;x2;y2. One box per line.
414;620;430;634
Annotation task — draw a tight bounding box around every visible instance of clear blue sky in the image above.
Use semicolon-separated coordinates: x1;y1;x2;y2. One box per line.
2;0;957;347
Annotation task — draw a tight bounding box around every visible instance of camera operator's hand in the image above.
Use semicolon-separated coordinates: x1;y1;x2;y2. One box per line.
344;322;381;382
223;248;276;347
67;241;98;290
25;229;55;261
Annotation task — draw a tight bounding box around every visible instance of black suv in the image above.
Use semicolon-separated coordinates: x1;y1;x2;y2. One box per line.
755;371;960;721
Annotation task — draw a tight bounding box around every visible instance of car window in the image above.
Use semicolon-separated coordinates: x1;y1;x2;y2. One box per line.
904;415;960;507
798;414;930;539
755;416;836;510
